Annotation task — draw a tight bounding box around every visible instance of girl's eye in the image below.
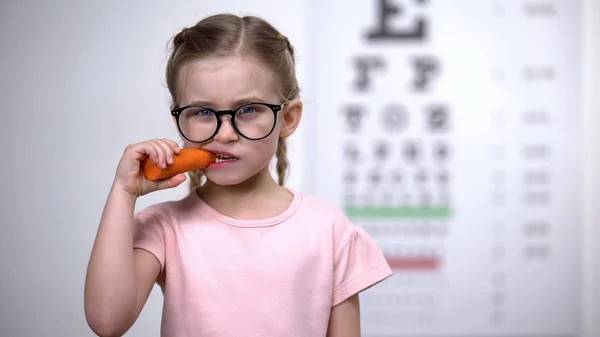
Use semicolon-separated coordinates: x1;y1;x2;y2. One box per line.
195;109;212;116
240;106;256;114
181;107;215;121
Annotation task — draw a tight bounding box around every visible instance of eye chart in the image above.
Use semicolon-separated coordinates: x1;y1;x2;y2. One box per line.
308;1;582;336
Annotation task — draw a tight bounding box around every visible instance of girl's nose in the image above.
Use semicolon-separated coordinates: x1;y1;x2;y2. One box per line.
213;115;239;143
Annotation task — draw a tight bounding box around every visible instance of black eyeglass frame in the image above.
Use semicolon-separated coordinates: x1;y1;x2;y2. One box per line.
171;102;286;143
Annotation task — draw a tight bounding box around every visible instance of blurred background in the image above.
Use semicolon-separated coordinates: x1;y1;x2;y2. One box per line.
1;0;599;336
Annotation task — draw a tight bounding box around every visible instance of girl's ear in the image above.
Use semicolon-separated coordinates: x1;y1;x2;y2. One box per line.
279;98;303;138
170;104;178;126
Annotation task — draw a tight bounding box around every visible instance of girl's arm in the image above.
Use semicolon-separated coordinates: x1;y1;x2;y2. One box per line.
84;139;185;336
84;186;161;337
326;294;362;337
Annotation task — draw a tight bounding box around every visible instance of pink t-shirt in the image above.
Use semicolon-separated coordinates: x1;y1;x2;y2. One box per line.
133;187;393;336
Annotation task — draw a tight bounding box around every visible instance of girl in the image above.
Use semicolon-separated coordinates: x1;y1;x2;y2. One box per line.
84;13;392;337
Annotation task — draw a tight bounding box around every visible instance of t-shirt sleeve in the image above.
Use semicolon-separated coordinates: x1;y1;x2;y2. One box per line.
332;217;393;307
133;211;166;273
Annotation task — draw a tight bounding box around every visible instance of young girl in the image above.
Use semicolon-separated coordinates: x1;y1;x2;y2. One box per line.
84;13;392;337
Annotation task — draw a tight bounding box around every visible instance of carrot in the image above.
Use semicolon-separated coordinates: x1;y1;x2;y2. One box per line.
141;148;217;181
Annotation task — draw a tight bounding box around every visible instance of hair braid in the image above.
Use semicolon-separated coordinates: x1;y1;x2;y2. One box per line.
275;138;289;186
188;170;203;191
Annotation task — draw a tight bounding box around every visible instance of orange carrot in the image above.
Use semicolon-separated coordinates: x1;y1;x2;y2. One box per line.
142;148;217;181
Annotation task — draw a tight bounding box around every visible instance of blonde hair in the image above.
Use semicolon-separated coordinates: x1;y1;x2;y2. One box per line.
165;14;299;189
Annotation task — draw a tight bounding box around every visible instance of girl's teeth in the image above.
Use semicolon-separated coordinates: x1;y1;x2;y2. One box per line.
215;154;237;163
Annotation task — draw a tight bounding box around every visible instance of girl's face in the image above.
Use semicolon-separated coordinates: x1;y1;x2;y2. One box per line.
173;55;302;186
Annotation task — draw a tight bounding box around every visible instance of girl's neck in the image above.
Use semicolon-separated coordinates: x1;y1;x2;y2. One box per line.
196;167;294;220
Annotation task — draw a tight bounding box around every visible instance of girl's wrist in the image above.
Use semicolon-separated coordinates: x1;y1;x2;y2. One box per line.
110;182;139;204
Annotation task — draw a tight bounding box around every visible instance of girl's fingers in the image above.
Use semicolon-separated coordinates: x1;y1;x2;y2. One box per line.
162;138;181;154
132;142;158;165
147;140;167;168
156;173;187;190
155;139;176;165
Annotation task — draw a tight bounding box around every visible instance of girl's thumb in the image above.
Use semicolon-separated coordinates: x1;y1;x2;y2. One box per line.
157;173;187;190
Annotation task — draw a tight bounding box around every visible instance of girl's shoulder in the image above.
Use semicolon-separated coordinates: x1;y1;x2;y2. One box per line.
292;190;343;212
291;190;359;240
134;191;199;224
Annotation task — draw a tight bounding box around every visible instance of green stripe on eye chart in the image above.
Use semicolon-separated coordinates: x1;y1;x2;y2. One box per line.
344;207;452;219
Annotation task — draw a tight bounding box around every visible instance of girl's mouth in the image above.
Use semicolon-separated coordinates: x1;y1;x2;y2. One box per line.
215;153;238;163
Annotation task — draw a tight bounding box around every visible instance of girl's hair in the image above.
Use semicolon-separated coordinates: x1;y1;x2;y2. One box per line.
165;13;299;189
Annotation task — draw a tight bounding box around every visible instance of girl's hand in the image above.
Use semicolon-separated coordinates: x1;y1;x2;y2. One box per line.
113;139;187;198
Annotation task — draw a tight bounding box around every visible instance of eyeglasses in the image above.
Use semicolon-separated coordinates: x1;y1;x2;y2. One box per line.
171;102;285;143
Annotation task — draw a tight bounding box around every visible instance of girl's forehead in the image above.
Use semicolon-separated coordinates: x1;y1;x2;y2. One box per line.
176;56;278;108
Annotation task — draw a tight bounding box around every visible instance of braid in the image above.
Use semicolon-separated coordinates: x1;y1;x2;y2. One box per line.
278;34;295;60
188;170;203;191
173;27;190;47
275;34;294;187
275;138;289;186
282;36;294;58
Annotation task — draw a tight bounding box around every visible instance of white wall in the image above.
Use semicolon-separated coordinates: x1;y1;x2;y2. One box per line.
0;1;309;336
0;1;599;337
582;0;600;336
